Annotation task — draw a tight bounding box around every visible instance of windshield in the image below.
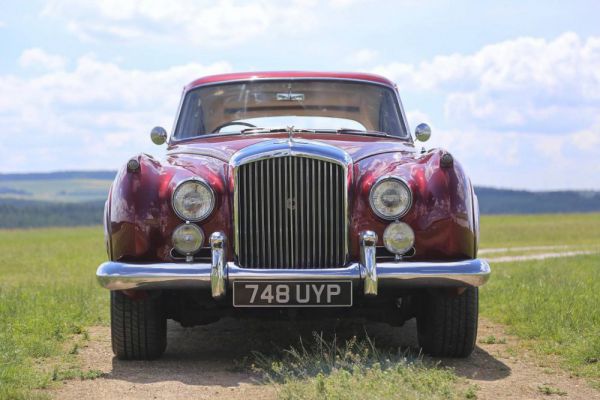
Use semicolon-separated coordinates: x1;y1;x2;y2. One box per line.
173;80;408;139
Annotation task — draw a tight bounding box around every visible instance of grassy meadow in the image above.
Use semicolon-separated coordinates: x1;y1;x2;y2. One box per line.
481;254;600;386
0;213;599;399
0;228;107;399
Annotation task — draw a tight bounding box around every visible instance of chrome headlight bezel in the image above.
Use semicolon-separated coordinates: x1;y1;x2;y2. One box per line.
171;177;216;222
369;176;413;220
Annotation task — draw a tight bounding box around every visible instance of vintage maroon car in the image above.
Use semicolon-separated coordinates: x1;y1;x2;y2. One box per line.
97;71;490;360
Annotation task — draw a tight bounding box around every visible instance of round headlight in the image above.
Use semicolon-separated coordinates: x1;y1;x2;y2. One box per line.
172;178;215;221
172;223;204;255
369;177;412;220
383;222;415;255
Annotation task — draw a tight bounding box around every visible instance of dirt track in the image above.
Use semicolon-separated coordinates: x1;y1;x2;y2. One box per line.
53;316;598;400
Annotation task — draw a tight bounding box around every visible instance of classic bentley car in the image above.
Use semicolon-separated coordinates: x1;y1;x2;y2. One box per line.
97;71;490;360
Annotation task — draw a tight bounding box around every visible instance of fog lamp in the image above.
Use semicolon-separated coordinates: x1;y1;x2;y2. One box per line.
383;222;415;255
172;223;204;255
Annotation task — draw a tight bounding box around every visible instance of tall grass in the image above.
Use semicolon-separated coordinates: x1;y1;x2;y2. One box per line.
253;332;468;400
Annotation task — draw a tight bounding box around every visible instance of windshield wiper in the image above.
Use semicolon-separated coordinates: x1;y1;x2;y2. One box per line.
238;127;394;137
336;128;391;137
240;127;319;135
241;127;284;134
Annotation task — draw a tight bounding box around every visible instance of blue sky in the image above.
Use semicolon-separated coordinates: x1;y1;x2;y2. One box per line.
1;0;599;190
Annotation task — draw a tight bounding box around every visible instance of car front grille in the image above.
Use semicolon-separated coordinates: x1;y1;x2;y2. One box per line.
235;156;346;269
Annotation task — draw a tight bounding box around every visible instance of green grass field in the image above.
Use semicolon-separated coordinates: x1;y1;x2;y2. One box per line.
479;213;600;248
478;214;600;388
0;214;599;399
0;228;107;399
481;254;600;386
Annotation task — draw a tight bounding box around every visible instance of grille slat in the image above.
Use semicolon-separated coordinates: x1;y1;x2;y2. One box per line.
334;167;340;266
237;156;345;269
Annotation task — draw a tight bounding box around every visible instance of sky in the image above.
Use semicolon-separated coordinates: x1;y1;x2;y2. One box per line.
1;0;599;190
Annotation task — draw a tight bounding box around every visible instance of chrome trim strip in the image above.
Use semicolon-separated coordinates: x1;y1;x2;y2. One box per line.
210;232;227;299
96;261;212;290
229;137;353;167
96;259;490;290
226;263;362;281
377;259;491;287
360;231;378;296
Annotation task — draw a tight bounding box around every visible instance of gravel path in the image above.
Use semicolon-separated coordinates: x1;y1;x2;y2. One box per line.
485;250;596;263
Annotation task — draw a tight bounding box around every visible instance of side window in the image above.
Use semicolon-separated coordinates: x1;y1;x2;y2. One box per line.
176;93;205;138
379;91;403;136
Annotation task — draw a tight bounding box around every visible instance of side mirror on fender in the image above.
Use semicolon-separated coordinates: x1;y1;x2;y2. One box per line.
415;123;431;142
150;126;168;145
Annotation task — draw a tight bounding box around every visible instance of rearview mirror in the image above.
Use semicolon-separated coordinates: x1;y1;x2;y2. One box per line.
150;126;167;145
414;123;431;142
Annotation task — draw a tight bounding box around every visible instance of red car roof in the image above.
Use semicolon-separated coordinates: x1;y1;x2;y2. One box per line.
185;71;395;91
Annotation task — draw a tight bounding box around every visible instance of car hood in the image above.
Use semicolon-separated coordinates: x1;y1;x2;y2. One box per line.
167;133;417;164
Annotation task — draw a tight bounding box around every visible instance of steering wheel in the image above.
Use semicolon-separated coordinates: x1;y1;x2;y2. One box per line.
211;121;257;133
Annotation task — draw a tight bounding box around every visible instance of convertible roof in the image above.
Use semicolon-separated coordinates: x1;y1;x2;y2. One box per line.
185;71;396;91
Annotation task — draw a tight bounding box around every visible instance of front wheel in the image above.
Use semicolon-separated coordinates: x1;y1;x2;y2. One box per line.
416;287;478;358
110;291;167;360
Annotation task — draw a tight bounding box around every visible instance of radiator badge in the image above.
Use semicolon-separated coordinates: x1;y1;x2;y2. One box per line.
286;197;297;211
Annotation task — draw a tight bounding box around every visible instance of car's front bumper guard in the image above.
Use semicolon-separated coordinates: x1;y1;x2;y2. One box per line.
96;231;491;296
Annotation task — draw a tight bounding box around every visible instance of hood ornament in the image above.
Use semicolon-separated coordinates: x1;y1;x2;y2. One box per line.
286;125;294;144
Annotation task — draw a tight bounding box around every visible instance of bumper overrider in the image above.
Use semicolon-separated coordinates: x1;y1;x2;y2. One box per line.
96;231;491;298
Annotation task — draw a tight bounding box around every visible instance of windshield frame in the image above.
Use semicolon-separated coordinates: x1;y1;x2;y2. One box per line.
170;78;412;144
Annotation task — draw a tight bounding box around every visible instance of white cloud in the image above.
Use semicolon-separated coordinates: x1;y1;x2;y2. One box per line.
347;49;378;65
373;32;600;134
19;48;67;70
404;109;430;132
0;53;232;171
0;20;5;28
41;0;356;46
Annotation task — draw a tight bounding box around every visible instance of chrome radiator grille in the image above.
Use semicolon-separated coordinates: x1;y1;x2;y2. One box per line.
235;156;346;269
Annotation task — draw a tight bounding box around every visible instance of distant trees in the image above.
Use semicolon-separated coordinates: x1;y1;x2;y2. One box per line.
475;187;600;214
0;199;104;228
0;171;116;181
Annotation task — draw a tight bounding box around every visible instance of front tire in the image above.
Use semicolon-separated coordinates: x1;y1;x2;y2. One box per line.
110;291;167;360
416;287;478;358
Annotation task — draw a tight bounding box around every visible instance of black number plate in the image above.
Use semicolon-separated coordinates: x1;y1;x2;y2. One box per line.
233;281;352;307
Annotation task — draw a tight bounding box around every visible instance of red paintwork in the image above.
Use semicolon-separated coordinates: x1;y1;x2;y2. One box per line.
106;73;477;264
351;150;475;261
185;71;395;92
107;136;476;263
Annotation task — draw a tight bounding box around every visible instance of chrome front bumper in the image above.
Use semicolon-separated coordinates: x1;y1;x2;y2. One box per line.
96;231;491;297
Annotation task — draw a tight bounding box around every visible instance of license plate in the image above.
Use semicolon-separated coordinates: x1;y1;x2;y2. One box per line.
233;281;352;307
